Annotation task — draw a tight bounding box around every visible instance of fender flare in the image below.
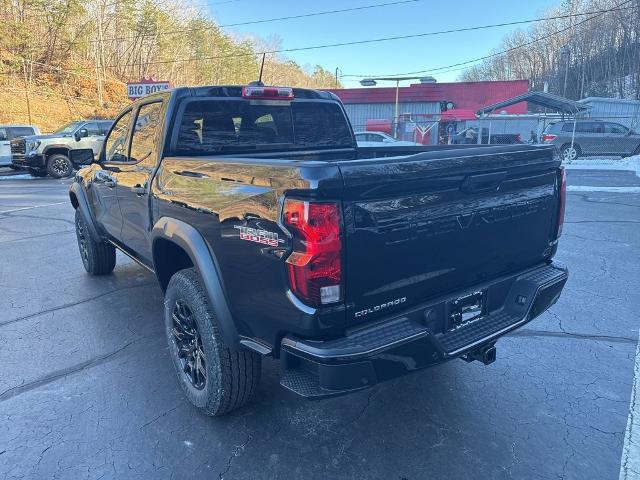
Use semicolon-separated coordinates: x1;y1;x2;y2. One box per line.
42;145;71;157
151;217;239;348
69;182;103;242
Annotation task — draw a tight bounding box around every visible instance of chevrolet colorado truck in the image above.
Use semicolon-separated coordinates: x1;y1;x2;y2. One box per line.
12;120;112;178
69;85;568;416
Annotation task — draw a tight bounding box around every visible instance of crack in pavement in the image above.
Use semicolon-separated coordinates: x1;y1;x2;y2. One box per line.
569;192;640;209
510;328;637;344
139;405;181;430
0;229;74;244
217;434;253;480
0;340;136;403
0;212;75;226
0;282;156;328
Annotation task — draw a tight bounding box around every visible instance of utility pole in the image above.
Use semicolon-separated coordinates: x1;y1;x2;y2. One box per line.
560;46;570;98
95;0;105;106
334;67;341;89
21;59;32;125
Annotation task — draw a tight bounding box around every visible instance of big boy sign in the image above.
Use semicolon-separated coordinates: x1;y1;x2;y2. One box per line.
127;78;171;100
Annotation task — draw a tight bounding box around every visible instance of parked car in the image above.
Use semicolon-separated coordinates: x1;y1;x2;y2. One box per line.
69;84;568;416
355;131;421;147
0;124;40;168
453;127;522;145
542;120;640;160
11;119;113;178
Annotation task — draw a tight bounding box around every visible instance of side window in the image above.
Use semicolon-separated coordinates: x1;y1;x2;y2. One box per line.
105;111;132;163
99;122;112;135
7;127;35;138
574;122;601;133
0;128;7;141
590;122;604;133
605;123;627;134
84;123;101;136
129;102;163;167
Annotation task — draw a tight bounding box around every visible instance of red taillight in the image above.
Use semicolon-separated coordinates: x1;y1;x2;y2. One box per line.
242;86;294;100
282;199;342;306
543;134;557;142
515;133;521;142
557;168;566;237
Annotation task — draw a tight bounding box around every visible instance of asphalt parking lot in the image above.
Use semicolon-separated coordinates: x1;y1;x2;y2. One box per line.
0;166;638;480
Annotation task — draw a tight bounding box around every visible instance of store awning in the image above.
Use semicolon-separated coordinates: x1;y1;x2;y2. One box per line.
440;108;477;121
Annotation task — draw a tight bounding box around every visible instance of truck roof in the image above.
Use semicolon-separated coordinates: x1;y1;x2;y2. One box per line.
164;85;340;102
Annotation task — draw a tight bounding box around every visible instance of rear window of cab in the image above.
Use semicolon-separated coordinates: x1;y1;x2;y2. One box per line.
172;98;353;155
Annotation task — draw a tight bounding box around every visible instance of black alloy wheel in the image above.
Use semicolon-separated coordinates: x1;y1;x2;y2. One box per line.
172;299;207;390
75;213;89;266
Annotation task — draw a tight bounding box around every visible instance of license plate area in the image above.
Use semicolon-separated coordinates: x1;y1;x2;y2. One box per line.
448;291;485;331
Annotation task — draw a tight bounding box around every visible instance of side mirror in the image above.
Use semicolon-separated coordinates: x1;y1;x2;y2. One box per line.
75;128;88;141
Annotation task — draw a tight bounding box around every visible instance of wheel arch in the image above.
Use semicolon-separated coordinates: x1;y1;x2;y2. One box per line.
151;217;239;348
43;146;71;158
69;182;102;242
560;141;581;153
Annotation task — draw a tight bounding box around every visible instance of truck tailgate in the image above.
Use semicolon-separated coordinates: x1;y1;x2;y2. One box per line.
338;145;561;325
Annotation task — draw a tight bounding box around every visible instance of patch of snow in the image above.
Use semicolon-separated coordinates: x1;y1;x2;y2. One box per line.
567;186;640;193
564;155;640;178
0;174;31;180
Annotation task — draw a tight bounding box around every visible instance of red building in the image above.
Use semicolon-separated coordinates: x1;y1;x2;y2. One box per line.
328;80;529;144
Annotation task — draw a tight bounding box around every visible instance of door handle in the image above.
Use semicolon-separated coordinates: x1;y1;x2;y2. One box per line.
131;184;146;196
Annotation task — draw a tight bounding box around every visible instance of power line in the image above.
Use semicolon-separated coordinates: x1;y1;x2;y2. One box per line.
340;1;634;79
4;2;631;84
64;3;632;72
14;59;126;85
29;0;421;48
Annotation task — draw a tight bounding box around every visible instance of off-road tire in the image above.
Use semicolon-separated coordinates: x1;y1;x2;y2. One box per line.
28;168;48;177
46;154;73;178
74;209;116;275
164;268;261;416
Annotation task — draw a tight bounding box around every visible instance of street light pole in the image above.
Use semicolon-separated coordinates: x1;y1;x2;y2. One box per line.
394;79;400;138
360;76;431;139
334;67;341;89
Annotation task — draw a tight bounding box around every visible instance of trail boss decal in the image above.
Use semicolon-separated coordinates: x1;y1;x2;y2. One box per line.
355;297;407;318
234;225;283;247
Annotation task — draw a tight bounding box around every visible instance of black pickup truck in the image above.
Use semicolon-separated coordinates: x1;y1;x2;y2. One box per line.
69;85;568;416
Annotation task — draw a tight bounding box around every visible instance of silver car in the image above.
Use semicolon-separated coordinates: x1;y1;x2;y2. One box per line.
542;120;640;160
355;131;421;147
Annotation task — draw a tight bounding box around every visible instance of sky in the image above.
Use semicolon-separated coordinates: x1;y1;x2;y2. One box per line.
205;0;559;88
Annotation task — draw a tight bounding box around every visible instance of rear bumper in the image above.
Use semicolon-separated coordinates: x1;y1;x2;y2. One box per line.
280;262;568;398
11;153;45;169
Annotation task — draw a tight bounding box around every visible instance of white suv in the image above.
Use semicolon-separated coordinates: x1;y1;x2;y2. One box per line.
0;124;40;168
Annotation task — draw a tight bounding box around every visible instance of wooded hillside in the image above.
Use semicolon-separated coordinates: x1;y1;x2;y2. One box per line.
460;0;640;100
0;0;339;130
